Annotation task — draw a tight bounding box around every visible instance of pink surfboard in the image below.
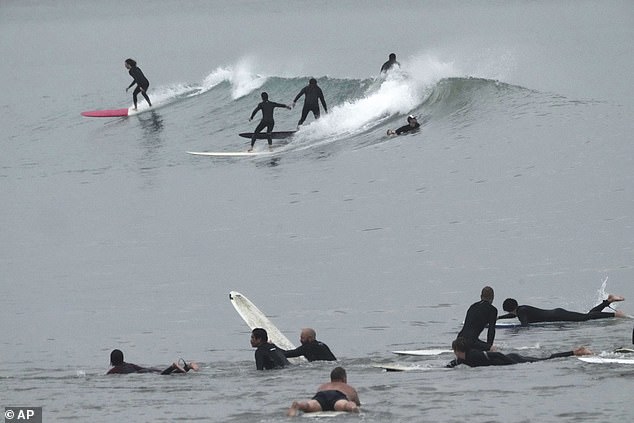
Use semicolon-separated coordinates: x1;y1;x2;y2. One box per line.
81;108;130;118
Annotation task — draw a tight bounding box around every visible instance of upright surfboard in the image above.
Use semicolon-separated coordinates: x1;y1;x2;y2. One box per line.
239;131;296;139
229;291;305;362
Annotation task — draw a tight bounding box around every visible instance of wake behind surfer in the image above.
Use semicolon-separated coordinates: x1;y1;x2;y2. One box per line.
250;328;290;370
292;78;327;128
287;367;360;417
283;328;337;362
457;286;498;351
124;58;152;110
498;294;626;326
248;92;291;152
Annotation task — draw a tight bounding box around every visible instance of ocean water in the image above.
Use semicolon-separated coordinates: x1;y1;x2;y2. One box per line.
1;1;634;421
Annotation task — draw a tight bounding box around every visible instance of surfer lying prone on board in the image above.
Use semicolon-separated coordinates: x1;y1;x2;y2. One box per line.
287;367;360;417
387;115;420;136
106;349;199;375
124;58;152;110
447;337;592;368
248;92;291;152
251;328;290;370
283;328;337;362
498;294;626;326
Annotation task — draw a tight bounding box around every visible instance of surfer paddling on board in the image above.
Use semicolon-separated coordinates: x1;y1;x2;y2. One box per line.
248;92;291;152
106;349;199;375
498;294;626;326
287;367;360;417
380;53;400;74
283;328;337;362
457;286;498;352
447;337;592;368
387;115;420;136
124;58;152;110
292;78;327;128
250;328;290;370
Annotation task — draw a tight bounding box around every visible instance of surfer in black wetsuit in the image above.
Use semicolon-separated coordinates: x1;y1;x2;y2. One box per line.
124;58;152;110
250;328;290;370
292;78;328;128
283;328;337;362
106;349;199;375
380;53;400;74
287;367;360;416
457;286;498;351
387;115;420;135
498;294;626;326
447;337;592;368
248;92;291;152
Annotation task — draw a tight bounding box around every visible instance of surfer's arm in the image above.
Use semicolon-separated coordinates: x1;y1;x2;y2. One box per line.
250;105;261;120
272;102;291;110
283;345;305;359
319;90;327;112
293;87;306;104
497;313;515;320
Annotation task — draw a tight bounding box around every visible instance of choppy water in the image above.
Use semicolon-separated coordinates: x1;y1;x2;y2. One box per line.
2;1;634;422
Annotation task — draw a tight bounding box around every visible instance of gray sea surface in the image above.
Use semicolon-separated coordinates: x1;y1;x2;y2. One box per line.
1;1;634;422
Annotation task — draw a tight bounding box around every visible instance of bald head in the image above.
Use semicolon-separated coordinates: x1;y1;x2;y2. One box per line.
300;328;316;345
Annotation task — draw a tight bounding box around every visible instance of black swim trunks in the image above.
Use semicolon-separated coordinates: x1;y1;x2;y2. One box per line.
312;390;347;411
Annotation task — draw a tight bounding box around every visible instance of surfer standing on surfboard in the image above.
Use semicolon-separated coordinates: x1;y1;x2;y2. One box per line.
292;78;327;128
124;58;152;110
248;92;291;152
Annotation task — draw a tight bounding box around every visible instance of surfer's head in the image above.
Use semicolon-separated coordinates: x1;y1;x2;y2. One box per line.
300;328;316;345
389;53;396;61
110;349;124;366
503;298;519;313
261;92;269;101
251;328;268;347
330;366;347;382
309;78;317;85
125;58;136;69
481;286;494;303
451;337;469;358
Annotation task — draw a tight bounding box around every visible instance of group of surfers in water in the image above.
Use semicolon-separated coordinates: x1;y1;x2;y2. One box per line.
122;54;421;153
106;286;631;416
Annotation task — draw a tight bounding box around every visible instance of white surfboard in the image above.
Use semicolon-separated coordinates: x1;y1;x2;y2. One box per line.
229;291;305;362
302;411;350;418
392;349;452;356
372;363;447;372
577;356;634;364
613;347;634;354
187;151;274;157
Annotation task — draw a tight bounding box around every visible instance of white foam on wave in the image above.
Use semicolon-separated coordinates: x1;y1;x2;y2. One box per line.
293;54;460;144
202;57;267;99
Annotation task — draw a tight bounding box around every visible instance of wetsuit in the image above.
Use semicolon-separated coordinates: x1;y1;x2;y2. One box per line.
380;59;400;73
395;122;420;135
249;100;288;147
254;342;290;370
293;85;327;126
457;300;498;351
498;300;616;326
312;390;348;411
107;362;189;375
284;341;337;362
447;349;575;368
127;66;151;108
